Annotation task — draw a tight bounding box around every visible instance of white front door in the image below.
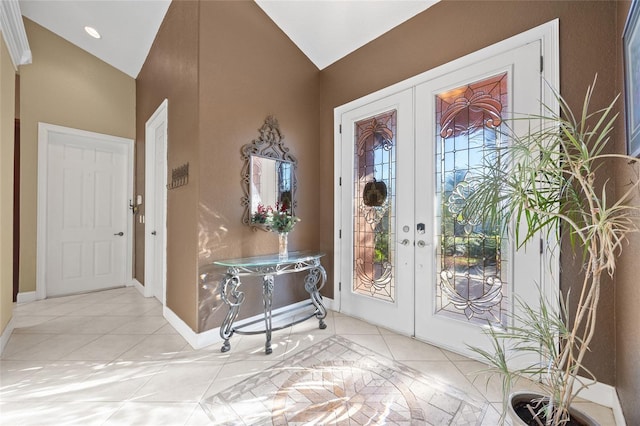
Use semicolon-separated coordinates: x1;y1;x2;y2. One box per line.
43;126;132;297
145;100;168;304
414;41;544;356
337;23;558;359
338;89;415;335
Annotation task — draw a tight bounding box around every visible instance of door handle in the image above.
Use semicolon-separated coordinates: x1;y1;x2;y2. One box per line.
400;239;410;246
417;240;427;248
114;232;124;236
151;231;157;235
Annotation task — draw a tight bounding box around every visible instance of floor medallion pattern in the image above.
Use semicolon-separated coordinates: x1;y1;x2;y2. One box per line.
201;336;489;425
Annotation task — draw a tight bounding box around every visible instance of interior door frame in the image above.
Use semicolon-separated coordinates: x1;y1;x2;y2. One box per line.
13;118;20;302
144;99;168;304
36;122;134;300
334;19;559;333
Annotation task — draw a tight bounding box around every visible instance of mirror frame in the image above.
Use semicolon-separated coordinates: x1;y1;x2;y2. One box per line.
241;116;298;230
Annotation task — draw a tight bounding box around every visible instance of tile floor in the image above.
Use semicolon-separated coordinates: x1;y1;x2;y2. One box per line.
201;334;490;425
0;287;617;425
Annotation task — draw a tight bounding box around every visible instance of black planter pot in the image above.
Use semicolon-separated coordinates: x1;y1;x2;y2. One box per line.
508;392;599;426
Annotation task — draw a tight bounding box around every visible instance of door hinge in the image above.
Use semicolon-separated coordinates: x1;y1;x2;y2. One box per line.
540;56;544;73
339;282;342;291
339;177;342;186
339;229;342;238
540;238;544;254
339;124;342;134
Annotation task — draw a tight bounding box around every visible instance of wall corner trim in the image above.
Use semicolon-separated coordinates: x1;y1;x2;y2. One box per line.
0;317;15;356
0;0;32;69
16;291;36;304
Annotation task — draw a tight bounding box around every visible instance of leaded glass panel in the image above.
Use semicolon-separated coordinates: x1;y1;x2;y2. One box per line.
435;73;510;327
353;110;396;302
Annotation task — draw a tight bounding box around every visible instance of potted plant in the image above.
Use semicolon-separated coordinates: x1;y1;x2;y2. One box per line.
461;78;639;425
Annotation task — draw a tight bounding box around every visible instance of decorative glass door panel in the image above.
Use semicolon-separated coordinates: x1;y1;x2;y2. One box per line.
353;110;396;303
435;73;510;328
339;89;414;336
414;40;545;358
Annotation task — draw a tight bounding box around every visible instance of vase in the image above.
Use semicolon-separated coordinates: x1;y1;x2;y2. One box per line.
278;232;288;261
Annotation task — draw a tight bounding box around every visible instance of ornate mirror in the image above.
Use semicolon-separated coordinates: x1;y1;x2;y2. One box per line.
241;116;297;230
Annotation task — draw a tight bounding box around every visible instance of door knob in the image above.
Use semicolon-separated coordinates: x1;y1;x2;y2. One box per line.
114;232;124;236
400;239;410;246
417;240;427;248
151;231;157;235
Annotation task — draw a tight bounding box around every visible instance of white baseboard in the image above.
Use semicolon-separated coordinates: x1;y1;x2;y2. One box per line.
0;317;15;355
612;398;627;426
163;305;221;350
577;377;626;425
130;279;145;296
16;291;36;304
322;297;336;311
164;299;331;350
131;278;158;299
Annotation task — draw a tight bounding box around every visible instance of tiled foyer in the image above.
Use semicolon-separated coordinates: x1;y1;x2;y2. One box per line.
0;287;616;425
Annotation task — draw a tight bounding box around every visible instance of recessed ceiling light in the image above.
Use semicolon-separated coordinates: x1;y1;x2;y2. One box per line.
84;26;101;39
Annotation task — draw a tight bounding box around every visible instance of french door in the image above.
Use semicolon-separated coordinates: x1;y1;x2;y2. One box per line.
337;38;554;358
338;89;415;335
413;41;543;354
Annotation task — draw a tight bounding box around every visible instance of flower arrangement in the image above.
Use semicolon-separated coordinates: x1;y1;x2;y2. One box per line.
252;202;300;233
251;203;270;225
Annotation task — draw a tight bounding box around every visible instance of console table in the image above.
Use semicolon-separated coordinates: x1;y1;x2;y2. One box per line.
214;251;327;355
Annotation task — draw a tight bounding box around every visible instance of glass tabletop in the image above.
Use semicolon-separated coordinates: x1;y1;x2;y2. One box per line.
213;250;324;268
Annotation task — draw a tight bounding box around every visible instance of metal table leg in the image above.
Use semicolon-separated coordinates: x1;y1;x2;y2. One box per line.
305;265;328;329
262;275;274;354
219;270;244;353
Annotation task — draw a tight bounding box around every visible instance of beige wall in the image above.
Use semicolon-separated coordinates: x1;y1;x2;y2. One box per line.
0;33;16;334
196;1;320;330
136;0;200;330
136;0;320;332
19;19;135;293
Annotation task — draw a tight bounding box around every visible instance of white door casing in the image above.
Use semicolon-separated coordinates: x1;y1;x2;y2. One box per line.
144;99;168;304
334;20;559;358
37;123;134;298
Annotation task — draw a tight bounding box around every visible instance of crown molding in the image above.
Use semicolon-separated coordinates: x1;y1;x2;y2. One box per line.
0;0;32;69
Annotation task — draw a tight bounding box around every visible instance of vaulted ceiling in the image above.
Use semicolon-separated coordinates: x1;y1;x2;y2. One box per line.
18;0;438;78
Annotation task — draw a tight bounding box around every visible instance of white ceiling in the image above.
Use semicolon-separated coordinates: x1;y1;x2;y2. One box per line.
18;0;438;78
19;0;172;78
256;0;438;70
